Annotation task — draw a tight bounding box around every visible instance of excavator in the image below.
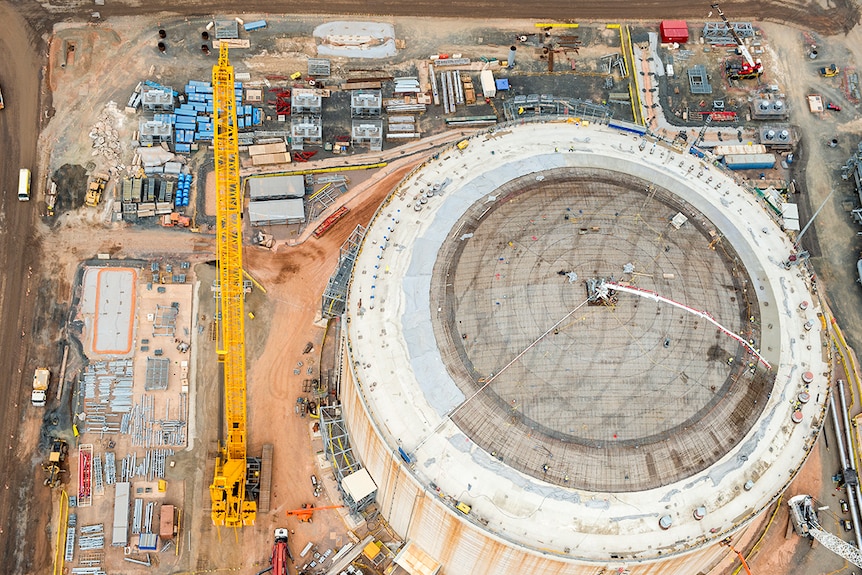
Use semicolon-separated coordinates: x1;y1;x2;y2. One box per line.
207;42;256;528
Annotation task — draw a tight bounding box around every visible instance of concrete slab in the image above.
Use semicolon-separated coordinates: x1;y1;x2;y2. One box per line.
81;267;137;356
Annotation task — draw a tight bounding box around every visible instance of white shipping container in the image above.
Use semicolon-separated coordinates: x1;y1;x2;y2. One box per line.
480;69;496;99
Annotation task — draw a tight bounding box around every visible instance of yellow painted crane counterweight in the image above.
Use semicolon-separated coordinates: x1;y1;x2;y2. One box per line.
208;43;256;528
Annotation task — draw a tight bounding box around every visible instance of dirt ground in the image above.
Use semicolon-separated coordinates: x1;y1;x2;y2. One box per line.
5;1;862;574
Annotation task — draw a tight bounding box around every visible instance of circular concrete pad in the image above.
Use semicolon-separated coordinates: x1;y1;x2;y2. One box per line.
431;168;770;491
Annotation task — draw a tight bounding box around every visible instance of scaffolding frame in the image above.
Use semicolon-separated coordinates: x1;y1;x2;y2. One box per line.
322;225;365;318
308;186;346;221
145;357;170;390
687;65;713;95
153;304;179;337
501;95;611;122
702;21;754;44
320;405;376;512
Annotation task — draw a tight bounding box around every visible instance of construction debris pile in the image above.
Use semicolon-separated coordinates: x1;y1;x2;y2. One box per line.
88;102;125;170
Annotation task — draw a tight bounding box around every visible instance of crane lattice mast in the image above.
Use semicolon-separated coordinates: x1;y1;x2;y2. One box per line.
208;43;256;528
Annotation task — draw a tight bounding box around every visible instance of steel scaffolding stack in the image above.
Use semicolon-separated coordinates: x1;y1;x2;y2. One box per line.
321;225;366;318
145;357;170;390
501;95;612;122
702;21;754;44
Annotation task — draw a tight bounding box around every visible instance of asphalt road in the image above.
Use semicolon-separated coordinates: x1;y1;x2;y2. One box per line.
0;0;860;573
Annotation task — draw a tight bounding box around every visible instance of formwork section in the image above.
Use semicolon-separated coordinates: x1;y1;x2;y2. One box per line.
351;90;382;117
291;88;322;114
291;115;322;150
342;122;829;572
141;85;174;111
351;120;383;152
307;58;331;76
138;119;173;145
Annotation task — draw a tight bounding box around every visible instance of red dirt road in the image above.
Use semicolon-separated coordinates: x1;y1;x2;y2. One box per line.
0;3;52;575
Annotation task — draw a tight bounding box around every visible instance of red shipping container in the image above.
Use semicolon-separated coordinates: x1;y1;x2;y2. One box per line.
660;20;689;44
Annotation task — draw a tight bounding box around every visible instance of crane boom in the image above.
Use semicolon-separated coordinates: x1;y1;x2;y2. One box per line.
208;43;256;528
710;3;762;79
789;495;862;568
809;523;862;567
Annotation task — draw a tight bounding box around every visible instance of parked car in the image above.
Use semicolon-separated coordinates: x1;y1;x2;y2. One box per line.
841;499;850;513
843;519;853;532
827;102;842;112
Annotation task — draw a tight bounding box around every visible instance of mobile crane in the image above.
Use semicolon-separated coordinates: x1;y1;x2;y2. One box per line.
254;529;292;575
788;494;862;568
710;3;763;80
208;42;256;528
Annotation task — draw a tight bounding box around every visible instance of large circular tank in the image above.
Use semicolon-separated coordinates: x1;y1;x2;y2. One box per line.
341;122;827;575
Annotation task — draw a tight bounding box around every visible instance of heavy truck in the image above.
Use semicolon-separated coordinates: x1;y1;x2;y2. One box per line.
31;368;50;406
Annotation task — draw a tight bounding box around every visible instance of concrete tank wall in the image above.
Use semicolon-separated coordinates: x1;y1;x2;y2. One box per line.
340;356;740;575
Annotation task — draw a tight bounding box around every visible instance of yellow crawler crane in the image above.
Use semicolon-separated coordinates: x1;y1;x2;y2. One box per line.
209;43;256;527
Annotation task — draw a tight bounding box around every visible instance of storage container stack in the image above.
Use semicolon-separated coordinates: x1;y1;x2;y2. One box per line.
175;174;192;208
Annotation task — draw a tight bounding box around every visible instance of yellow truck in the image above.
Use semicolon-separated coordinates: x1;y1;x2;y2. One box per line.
32;368;50;406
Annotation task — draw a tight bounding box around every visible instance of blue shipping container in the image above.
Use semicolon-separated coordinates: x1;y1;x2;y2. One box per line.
243;20;267;31
723;153;776;171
